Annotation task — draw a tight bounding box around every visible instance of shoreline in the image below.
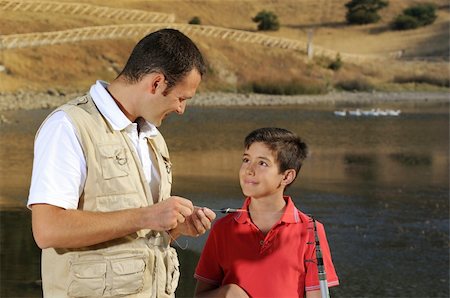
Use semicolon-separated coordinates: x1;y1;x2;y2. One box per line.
0;90;448;111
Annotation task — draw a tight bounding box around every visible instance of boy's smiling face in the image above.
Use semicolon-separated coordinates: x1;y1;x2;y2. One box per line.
239;142;286;199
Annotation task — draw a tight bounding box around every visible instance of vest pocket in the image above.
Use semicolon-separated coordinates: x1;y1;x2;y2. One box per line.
98;144;137;195
68;250;150;297
165;247;180;295
68;261;106;297
98;144;130;179
110;257;146;296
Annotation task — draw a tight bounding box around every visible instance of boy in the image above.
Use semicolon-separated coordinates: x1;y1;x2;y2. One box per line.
194;127;339;297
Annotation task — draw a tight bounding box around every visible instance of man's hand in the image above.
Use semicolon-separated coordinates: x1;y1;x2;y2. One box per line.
169;206;216;239
141;196;194;231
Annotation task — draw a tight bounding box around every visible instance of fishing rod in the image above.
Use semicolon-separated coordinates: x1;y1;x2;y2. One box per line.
210;207;246;214
204;207;284;214
311;217;330;298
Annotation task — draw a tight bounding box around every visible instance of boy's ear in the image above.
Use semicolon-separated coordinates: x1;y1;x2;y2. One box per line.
282;169;296;186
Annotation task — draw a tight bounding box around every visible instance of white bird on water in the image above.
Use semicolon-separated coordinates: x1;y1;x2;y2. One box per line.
348;109;362;116
386;109;401;116
334;110;346;116
334;108;401;117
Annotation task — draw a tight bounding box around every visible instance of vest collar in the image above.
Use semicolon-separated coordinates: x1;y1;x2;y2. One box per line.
89;80;158;138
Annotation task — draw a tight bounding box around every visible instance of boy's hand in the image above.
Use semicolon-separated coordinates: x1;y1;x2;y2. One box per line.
195;282;249;298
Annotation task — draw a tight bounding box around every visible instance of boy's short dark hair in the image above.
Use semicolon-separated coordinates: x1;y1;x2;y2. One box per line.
244;127;308;179
119;28;206;89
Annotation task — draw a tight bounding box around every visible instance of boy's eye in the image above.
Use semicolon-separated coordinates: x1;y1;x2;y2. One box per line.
242;157;249;163
259;161;268;166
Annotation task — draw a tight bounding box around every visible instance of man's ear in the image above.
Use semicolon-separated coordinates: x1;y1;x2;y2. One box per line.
149;73;166;94
282;169;297;186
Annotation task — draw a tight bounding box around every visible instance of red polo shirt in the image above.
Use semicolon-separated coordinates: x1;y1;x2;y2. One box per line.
195;196;339;297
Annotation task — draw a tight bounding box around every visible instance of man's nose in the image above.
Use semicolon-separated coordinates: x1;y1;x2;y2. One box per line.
176;101;186;114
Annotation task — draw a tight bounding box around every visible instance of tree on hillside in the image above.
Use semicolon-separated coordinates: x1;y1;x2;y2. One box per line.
252;10;280;31
391;3;437;30
188;16;201;25
345;0;389;25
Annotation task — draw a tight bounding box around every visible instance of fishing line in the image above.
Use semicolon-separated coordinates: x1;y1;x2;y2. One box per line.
167;231;189;250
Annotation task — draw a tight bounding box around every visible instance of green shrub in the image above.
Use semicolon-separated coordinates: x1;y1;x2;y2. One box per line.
404;3;437;26
335;78;374;91
252;10;280;31
392;3;437;30
328;54;343;71
345;0;389;24
188;16;201;25
393;74;450;87
346;9;381;24
392;14;420;30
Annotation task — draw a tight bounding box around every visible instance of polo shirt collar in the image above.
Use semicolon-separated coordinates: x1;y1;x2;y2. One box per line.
89;80;158;138
234;196;302;224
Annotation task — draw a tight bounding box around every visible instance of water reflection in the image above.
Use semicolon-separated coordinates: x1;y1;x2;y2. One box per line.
0;210;41;297
0;102;448;297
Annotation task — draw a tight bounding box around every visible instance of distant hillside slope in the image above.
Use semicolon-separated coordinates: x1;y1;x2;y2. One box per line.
47;0;448;57
0;0;448;93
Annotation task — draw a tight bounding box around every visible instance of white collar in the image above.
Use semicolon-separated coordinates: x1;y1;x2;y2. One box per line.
89;80;158;138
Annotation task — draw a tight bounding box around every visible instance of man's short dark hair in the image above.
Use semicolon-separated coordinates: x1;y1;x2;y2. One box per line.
119;28;206;88
244;127;308;178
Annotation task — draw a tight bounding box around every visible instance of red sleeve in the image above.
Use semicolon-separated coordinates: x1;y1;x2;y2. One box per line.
194;223;223;285
304;221;340;291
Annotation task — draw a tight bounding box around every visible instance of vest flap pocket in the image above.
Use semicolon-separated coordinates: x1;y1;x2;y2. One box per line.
72;261;106;278
68;250;150;297
111;257;146;275
110;256;146;296
98;144;130;179
68;262;106;297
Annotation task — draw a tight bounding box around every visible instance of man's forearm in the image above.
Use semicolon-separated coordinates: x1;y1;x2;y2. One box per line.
31;197;195;249
32;204;146;249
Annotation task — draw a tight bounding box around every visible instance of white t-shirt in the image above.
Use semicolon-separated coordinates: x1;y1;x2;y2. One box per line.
27;80;160;209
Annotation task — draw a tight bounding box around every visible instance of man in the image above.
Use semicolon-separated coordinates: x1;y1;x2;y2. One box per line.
27;29;216;297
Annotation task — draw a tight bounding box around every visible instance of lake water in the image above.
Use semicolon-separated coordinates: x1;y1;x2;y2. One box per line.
0;100;448;297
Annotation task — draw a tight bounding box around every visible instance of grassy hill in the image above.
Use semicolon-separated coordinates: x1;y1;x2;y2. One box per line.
0;0;448;94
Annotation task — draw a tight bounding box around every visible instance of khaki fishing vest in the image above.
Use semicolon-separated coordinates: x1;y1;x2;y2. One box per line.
40;95;179;297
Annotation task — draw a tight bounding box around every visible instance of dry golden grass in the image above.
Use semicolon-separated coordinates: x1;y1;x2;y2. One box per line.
0;0;448;93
